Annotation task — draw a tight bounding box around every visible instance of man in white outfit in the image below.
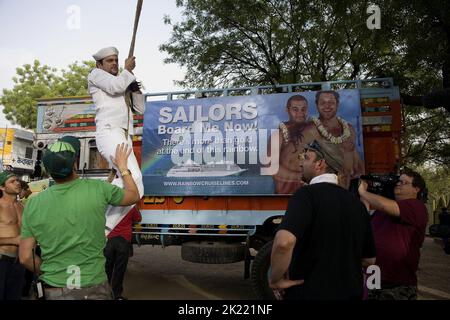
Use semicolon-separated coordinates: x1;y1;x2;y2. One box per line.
87;47;144;233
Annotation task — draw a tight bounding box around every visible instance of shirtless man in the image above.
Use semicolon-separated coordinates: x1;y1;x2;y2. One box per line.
271;95;309;194
0;171;25;300
302;90;364;188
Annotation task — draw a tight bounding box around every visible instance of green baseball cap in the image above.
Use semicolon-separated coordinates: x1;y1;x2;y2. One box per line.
0;171;16;185
42;140;77;179
59;136;80;155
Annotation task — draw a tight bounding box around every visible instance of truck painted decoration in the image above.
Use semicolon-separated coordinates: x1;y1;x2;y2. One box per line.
36;97;143;134
141;89;364;196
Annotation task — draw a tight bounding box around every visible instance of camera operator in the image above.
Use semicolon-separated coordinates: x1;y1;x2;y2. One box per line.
358;168;428;300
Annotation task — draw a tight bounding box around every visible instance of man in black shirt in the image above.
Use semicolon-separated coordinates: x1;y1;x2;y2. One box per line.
269;140;376;300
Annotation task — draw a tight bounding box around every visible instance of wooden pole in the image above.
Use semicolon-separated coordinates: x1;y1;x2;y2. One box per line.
128;0;143;58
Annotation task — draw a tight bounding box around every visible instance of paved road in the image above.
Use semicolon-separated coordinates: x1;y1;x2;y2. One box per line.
125;244;252;300
124;236;450;300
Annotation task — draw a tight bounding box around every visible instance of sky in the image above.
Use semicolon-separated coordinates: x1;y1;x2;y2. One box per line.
0;0;185;129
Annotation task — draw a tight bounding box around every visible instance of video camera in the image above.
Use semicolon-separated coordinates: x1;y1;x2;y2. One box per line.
349;173;399;200
429;207;450;255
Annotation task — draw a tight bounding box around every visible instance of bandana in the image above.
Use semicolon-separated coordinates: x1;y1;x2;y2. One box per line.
0;171;16;185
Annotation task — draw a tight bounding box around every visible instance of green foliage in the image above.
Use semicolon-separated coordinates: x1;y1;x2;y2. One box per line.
162;0;450;168
162;0;386;88
1;60;58;130
54;61;96;96
163;0;449;89
1;60;95;129
402;107;450;167
414;166;450;222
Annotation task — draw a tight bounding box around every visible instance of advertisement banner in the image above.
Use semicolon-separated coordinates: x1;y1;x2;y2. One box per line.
142;90;363;195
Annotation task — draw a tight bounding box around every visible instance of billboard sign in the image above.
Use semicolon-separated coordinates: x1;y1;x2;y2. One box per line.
142;90;363;195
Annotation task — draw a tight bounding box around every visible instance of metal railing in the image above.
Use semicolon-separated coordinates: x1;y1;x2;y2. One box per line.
145;78;394;101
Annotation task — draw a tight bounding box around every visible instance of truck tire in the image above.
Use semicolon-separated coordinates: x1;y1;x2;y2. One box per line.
250;240;275;300
181;241;245;264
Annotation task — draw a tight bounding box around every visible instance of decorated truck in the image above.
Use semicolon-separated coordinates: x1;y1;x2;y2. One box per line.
34;78;402;299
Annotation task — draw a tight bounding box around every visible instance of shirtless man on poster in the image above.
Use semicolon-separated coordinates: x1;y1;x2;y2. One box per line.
271;95;309;194
301;90;364;188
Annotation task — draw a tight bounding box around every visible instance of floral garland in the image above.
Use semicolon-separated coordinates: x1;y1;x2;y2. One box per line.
312;116;351;144
279;122;290;144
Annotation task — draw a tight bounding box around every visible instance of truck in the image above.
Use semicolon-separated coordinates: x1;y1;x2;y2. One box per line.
34;78;402;299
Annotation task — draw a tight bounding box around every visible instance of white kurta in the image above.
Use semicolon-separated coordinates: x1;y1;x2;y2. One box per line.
88;68;135;134
88;68;145;233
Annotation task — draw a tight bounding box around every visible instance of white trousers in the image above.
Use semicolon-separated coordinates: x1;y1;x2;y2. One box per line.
96;126;144;234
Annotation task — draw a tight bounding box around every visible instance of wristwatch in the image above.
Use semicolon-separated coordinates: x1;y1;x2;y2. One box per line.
120;169;132;177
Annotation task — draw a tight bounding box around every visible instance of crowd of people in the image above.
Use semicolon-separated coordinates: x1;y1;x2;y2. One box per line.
1;46;144;300
268;90;428;300
269;140;428;300
0;139;142;300
0;46;430;301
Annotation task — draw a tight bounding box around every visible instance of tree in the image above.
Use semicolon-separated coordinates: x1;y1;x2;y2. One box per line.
54;61;96;97
402;107;450;168
162;0;450;168
162;0;449;94
1;60;59;129
414;166;450;224
162;0;384;88
386;0;450;168
1;60;95;129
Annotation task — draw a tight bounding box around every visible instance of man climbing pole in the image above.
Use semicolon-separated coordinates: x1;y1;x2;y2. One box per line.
87;0;145;232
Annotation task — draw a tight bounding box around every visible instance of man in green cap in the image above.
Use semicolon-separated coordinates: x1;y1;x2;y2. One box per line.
0;170;25;300
19;136;140;300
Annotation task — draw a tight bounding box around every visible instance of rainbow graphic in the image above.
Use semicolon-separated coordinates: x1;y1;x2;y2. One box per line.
141;149;166;175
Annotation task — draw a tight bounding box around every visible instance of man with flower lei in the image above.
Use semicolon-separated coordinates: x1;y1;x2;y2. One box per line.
270;95;310;194
301;90;364;188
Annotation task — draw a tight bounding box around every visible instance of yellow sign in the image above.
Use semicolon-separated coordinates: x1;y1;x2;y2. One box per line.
0;128;14;161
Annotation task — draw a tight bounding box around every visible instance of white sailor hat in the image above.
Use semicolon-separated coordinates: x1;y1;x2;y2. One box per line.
92;47;119;61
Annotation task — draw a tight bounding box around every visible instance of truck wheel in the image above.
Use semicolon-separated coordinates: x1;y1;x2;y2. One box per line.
181;241;245;264
250;240;275;300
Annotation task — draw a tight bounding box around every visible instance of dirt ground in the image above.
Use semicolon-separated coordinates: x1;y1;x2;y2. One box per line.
123;236;450;300
417;237;450;300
